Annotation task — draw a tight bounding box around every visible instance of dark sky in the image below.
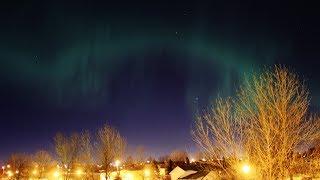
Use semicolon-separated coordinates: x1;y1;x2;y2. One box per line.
1;0;320;162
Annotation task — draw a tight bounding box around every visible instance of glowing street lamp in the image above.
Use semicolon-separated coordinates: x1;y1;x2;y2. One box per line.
115;160;121;167
241;164;251;174
32;169;38;175
238;162;255;179
53;170;60;178
114;160;121;176
76;169;83;177
7;170;13;177
144;169;151;177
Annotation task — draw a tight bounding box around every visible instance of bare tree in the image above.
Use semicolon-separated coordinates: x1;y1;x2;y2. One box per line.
78;130;96;180
54;132;82;180
96;123;126;179
169;150;189;162
193;66;320;179
6;153;31;180
32;150;53;180
158;155;170;162
192;97;243;177
135;145;146;163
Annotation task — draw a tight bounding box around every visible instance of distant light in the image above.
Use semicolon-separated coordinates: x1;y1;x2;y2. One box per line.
159;168;166;176
7;170;13;177
76;169;83;176
1;166;5;170
144;169;151;177
15;170;19;174
115;160;121;167
242;164;251;174
6;164;10;168
123;172;134;180
53;171;60;177
201;158;206;161
99;172;106;180
146;160;150;163
32;169;38;175
190;158;195;163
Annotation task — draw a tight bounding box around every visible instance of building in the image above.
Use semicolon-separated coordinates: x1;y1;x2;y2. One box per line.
169;166;198;180
178;171;221;180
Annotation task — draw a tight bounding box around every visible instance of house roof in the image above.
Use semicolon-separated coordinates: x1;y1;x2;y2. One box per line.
172;162;222;171
178;171;209;179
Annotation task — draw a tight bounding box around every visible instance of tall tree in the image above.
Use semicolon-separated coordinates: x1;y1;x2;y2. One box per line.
32;150;53;180
96;123;126;179
193;66;320;179
78;130;96;180
6;153;31;180
135;145;146;163
54;132;82;180
169;150;189;162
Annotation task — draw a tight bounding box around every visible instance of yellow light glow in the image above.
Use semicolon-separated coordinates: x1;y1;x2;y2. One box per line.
32;169;38;175
115;160;121;167
159;168;166;176
7;170;13;177
76;169;83;176
15;170;19;174
123;172;134;180
242;164;251;174
53;170;60;177
7;164;11;168
144;169;151;177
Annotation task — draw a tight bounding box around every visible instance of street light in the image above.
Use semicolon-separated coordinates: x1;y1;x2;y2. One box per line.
32;169;38;175
238;162;255;179
53;170;60;178
115;160;121;167
242;164;251;174
144;169;150;177
7;170;13;177
76;168;83;177
114;160;121;176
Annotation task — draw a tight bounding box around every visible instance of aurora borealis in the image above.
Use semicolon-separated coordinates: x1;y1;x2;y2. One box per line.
0;0;320;161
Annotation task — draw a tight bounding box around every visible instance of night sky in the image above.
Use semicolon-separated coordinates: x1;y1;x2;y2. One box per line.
1;0;320;162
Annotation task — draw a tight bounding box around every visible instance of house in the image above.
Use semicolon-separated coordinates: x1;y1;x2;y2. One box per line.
169;162;227;180
178;171;220;180
169;166;197;180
